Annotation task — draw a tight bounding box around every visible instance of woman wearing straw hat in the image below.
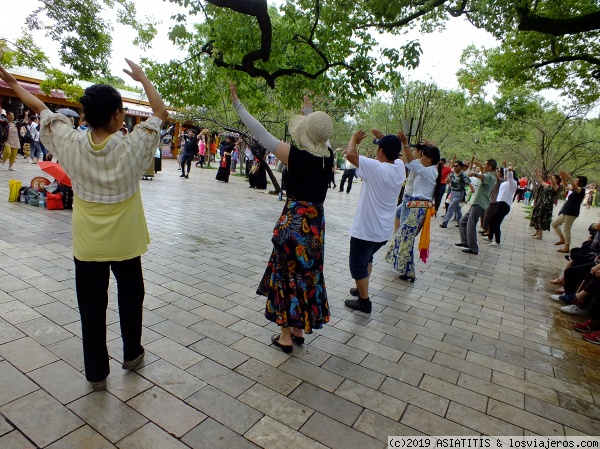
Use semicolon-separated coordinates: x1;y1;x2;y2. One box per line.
230;82;333;353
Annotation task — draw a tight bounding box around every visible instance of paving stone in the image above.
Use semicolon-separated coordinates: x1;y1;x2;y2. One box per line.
525;395;600;435
466;351;526;378
321;355;386;390
137;359;205;399
380;334;436;360
379;377;449;416
245;416;328;449
46;425;115;449
0;431;33;449
28;360;92;404
186;358;255;397
420;375;488;412
487;399;563;436
432;351;492;381
15;316;74;346
46;336;85;371
1;389;83;447
399;353;460;384
182;418;260;449
127;387;207;437
186;385;263;434
231;336;291;367
310;336;368;364
238;383;315;430
0;318;26;345
491;371;559;405
117;422;190;449
336;379;406;420
0;360;39;406
149;320;204;346
145;337;205;370
346;335;403;362
400;404;476;436
279;357;344;393
0;417;12;437
190;337;249;369
300;412;384;449
235;358;302;396
33;301;80;325
289;382;363;426
153;303;203;327
353;409;424;442
457;373;525;408
446;401;523;435
0;336;59;372
0;300;42;324
8;287;56;307
524;370;594;403
188;319;243;346
360;354;423;386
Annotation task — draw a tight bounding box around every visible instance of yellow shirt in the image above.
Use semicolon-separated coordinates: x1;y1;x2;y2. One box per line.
72;134;150;262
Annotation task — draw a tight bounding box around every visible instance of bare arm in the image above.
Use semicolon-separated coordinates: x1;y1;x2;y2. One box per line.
123;59;168;122
397;130;413;163
0;66;48;114
346;130;366;167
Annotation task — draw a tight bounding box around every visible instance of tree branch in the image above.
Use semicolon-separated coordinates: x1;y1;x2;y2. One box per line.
517;9;600;36
529;55;600;69
359;0;450;29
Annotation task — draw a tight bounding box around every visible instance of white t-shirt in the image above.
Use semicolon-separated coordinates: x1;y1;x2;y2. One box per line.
407;160;436;200
350;156;406;242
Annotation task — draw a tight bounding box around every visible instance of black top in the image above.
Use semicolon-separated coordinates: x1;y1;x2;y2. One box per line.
560;188;585;217
183;135;198;155
286;145;334;203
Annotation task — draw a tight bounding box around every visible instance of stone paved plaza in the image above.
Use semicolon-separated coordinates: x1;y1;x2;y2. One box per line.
1;157;599;448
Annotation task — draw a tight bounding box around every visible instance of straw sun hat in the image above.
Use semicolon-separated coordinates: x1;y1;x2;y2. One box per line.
288;111;333;157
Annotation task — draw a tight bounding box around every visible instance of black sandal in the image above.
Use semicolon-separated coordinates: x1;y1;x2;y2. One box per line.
291;334;305;345
271;334;293;353
399;274;416;283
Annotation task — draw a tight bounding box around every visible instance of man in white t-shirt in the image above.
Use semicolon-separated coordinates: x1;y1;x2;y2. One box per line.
344;130;406;313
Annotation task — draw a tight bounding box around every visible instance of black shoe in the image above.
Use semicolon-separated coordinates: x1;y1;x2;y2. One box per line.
462;249;478;255
399;274;416;283
338;189;343;192
271;334;292;353
346;191;350;194
344;298;372;313
455;224;460;227
349;287;359;297
180;173;185;177
439;223;447;228
291;334;305;345
455;243;468;247
185;175;189;178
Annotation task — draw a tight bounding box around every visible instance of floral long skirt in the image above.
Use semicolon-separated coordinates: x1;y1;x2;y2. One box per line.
385;206;427;277
257;199;330;333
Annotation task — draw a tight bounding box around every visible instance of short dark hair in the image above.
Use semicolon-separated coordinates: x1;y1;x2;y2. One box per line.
440;158;446;163
486;159;497;170
377;134;403;160
577;176;588;187
79;84;123;129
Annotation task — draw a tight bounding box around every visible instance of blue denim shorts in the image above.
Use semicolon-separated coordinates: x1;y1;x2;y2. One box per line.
349;237;387;280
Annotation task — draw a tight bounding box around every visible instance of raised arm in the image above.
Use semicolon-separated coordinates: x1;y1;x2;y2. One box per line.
0;66;49;114
346;130;366;167
123;59;168;122
397;130;413;163
230;82;290;164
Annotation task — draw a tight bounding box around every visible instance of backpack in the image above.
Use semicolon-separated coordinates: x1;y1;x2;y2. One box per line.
22;125;33;144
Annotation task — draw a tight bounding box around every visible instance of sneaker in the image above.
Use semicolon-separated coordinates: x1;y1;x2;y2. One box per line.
91;379;107;391
550;293;575;304
8;167;15;171
582;331;600;345
344;298;372;313
455;243;468;247
574;320;600;332
122;352;144;370
185;175;189;179
349;287;359;297
489;242;501;247
180;173;185;178
560;304;587;315
439;223;448;228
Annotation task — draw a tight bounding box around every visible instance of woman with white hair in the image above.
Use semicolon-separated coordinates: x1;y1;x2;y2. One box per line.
230;82;333;354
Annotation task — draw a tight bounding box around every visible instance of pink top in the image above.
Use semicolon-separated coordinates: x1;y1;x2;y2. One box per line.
199;140;206;156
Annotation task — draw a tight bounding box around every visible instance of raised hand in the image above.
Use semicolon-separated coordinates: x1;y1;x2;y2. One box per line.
352;130;367;144
397;130;408;145
123;59;147;82
0;65;17;85
229;82;239;102
372;129;384;140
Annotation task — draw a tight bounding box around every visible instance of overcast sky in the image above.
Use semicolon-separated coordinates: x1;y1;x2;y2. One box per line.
5;0;498;92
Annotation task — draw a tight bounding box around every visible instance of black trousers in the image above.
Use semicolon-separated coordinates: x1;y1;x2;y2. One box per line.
564;262;595;294
74;256;145;382
340;169;356;192
488;202;511;243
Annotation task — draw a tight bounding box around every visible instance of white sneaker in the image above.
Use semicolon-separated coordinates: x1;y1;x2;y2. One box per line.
550;294;561;301
561;305;587;315
9;167;16;171
489;241;501;247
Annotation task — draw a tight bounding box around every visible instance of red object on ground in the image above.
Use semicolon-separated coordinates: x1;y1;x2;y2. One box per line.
37;161;72;187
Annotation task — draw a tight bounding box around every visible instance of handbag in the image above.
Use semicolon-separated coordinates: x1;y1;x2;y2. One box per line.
8;179;22;202
46;192;64;210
